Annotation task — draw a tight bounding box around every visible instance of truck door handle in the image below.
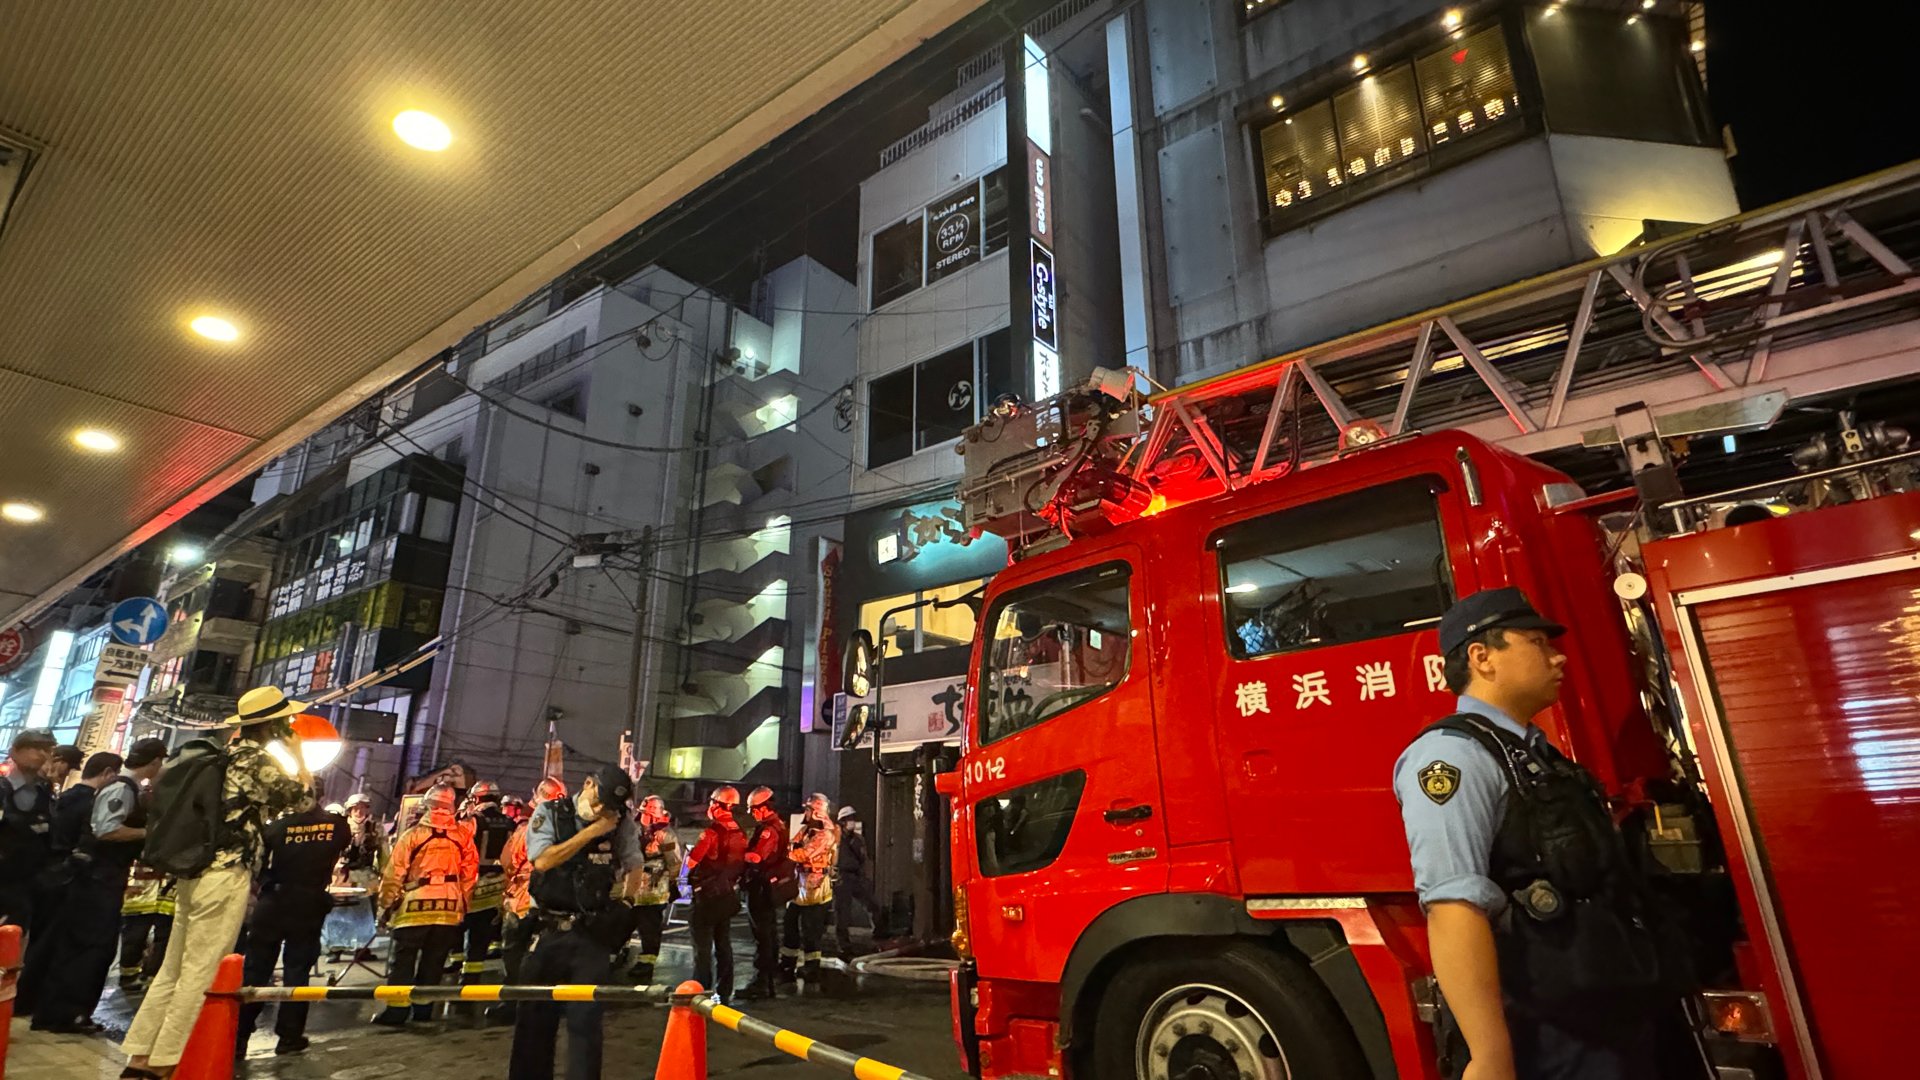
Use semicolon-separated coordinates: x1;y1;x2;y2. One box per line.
1103;804;1154;824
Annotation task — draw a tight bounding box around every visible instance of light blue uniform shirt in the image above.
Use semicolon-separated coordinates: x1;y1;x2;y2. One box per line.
1393;694;1542;917
525;799;644;874
90;772;139;837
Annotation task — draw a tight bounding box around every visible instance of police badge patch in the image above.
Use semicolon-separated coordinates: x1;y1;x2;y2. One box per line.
1418;760;1461;805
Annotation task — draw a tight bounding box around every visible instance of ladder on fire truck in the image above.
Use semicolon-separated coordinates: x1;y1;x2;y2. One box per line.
960;161;1920;545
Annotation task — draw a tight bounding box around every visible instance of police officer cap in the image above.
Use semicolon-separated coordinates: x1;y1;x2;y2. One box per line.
591;765;635;808
1438;587;1565;656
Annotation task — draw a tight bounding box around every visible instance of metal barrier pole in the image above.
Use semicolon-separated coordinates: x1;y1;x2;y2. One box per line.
234;983;675;1005
1;924;22;1080
695;995;935;1080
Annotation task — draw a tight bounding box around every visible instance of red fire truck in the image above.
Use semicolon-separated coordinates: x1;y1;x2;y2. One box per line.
862;360;1918;1078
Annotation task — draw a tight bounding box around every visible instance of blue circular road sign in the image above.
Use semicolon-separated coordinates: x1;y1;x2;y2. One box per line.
109;596;170;645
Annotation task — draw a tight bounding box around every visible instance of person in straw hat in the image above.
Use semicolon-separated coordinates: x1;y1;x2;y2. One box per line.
120;686;313;1080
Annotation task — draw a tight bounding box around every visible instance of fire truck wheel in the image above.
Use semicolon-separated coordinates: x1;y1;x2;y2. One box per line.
1088;940;1368;1080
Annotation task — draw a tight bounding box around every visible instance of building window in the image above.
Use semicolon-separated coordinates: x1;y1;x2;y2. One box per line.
868;167;1010;311
870;217;924;309
865;329;1008;467
1255;21;1524;229
1215;477;1454;659
1526;7;1709;146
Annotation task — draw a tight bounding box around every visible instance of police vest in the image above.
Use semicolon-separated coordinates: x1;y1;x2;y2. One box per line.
528;811;616;915
1425;714;1669;1020
0;775;54;870
470;807;516;867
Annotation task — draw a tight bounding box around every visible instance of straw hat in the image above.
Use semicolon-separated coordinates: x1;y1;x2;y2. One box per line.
226;685;308;726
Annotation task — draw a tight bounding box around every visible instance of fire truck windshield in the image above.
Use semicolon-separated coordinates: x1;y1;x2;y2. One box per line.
979;561;1131;744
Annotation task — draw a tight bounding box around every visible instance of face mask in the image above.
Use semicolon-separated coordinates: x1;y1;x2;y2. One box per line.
847;821;863;835
575;792;597;820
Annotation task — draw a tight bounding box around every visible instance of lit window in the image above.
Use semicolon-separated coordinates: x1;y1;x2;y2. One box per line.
1416;24;1518;145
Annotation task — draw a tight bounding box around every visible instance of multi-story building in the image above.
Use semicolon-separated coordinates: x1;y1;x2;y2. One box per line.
829;0;1734;931
231;258;857;804
1127;0;1729;380
133;537;276;726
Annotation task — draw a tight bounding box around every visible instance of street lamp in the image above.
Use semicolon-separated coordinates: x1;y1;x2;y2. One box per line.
290;713;344;772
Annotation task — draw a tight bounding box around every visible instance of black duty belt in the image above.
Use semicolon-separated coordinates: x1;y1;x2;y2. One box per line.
406;873;461;888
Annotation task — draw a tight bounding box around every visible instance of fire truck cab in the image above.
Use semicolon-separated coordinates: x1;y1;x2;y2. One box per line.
939;428;1680;1079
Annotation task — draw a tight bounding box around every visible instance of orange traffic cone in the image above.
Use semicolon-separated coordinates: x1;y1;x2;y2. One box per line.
170;953;244;1080
1;924;23;1080
653;979;708;1079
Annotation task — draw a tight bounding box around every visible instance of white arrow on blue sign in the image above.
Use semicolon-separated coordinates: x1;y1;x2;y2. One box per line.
109;596;169;646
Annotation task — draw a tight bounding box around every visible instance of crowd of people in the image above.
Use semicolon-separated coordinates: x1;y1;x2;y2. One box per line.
0;684;889;1080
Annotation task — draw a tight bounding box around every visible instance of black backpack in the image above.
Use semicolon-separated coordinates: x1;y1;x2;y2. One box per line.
141;739;232;877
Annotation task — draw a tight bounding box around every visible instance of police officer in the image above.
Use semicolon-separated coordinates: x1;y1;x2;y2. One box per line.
685;786;747;1004
1394;588;1680;1080
737;786;790;1002
19;750;126;1028
0;729;59;930
509;765;645;1080
459;781;516;984
33;740;167;1032
238;793;350;1054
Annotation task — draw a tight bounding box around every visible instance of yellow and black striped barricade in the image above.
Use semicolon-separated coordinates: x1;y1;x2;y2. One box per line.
234;982;677;1007
693;993;936;1080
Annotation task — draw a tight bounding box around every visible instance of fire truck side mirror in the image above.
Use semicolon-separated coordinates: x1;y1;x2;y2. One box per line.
934;770;962;799
844;629;876;698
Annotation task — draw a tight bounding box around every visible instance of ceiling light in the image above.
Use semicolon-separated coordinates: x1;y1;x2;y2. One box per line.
1352;54;1369;72
1626;14;1640;24
1641;0;1655;8
72;429;121;452
189;315;240;342
393;110;453;152
1544;2;1561;14
1269;93;1285;110
1691;38;1705;52
2;501;45;523
1224;583;1259;595
1442;9;1463;29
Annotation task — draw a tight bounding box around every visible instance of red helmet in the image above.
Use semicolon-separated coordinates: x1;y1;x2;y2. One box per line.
747;786;775;809
534;776;567;804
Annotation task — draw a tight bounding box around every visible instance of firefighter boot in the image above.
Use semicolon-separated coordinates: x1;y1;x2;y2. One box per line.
411;1003;436;1023
371;1006;410;1027
736;975;778;1003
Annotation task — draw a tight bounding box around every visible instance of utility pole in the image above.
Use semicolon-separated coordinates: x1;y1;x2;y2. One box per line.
625;525;656;772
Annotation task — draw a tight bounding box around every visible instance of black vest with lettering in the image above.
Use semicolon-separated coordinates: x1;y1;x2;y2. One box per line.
528;809;616;915
470;806;516;869
0;775;55;871
1425;714;1667;1024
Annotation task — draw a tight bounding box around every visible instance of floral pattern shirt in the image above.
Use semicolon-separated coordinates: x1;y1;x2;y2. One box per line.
211;740;312;872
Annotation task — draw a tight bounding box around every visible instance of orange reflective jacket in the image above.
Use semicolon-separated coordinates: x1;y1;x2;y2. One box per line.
380;808;479;928
501;823;533;919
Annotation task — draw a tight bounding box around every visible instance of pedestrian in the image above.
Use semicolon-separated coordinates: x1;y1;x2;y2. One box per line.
33;740;168;1032
122;684;314;1080
623;794;681;985
832;805;886;956
1394;588;1688;1080
483;776;567;1027
737;786;793;1002
19;749;126;1026
237;792;350;1055
685;786;747;1005
509;765;645;1080
373;783;477;1026
781;793;839;984
0;729;60;932
458;780;517;984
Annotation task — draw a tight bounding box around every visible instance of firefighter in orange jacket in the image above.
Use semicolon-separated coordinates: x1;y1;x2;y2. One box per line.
374;784;477;1025
485;776;566;1027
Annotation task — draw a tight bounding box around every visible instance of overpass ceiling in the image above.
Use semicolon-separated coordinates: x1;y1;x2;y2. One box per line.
0;0;980;623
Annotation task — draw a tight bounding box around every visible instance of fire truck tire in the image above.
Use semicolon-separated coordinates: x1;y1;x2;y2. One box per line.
1086;940;1368;1080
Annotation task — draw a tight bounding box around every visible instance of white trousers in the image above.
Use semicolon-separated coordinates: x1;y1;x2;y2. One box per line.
121;864;250;1067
